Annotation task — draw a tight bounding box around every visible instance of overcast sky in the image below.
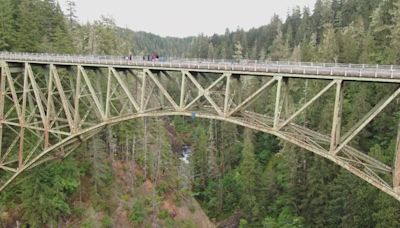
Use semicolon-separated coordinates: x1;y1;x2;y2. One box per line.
58;0;316;38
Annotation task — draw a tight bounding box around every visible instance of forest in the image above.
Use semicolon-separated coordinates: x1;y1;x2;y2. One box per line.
1;0;400;227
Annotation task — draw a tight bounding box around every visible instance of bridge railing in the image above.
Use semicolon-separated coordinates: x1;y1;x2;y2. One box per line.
1;52;400;79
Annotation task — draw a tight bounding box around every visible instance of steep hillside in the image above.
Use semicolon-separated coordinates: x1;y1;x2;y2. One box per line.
64;161;214;228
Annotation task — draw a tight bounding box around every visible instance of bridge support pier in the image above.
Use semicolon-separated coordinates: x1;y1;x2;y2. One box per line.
273;77;289;128
330;80;344;153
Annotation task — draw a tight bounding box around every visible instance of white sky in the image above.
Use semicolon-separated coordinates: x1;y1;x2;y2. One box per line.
58;0;316;38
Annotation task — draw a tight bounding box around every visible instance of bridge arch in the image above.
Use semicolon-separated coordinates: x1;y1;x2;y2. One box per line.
1;53;400;202
1;110;399;201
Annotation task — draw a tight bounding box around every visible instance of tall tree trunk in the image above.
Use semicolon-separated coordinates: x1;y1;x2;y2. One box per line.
143;118;148;179
130;135;136;191
151;124;162;227
106;126;114;162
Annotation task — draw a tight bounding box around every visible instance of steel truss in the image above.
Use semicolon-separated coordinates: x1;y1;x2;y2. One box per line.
1;61;400;202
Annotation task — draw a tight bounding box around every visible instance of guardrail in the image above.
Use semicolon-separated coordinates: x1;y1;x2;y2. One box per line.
1;52;400;79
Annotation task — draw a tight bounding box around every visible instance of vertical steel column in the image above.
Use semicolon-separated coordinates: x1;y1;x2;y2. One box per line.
140;70;147;113
19;64;29;168
224;74;231;116
105;67;112;118
73;65;81;131
283;78;289;119
155;71;165;109
45;64;54;148
330;80;344;153
274;76;283;129
180;71;186;110
0;62;5;157
94;69;104;110
394;122;400;194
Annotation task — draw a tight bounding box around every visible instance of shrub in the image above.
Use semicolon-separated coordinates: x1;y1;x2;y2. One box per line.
129;198;150;225
101;216;113;228
158;209;170;220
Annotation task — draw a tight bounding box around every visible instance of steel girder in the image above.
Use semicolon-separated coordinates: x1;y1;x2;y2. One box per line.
0;61;400;202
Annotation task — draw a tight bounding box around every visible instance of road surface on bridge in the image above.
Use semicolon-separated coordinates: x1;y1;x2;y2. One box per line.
1;52;400;82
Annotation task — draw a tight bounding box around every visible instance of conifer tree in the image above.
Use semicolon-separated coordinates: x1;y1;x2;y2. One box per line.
239;129;259;220
16;0;41;52
269;26;289;61
319;23;339;62
66;0;77;24
0;0;14;50
389;0;400;64
340;26;359;63
207;42;215;59
233;41;243;62
207;120;218;179
192;125;208;192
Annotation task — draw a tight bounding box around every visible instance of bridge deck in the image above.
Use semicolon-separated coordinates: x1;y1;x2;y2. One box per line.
1;52;400;82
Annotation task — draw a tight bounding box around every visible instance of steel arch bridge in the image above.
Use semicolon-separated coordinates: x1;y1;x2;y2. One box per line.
1;52;400;201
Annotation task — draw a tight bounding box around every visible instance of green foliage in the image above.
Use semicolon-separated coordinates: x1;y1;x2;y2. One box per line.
238;129;260;220
9;0;74;53
239;219;248;227
262;207;304;228
319;23;339;62
191;125;209;193
0;0;14;50
101;216;113;228
233;41;243;61
389;0;400;64
129;198;150;225
158;209;170;220
81;220;95;228
174;220;197;228
0;158;81;227
269;27;289;60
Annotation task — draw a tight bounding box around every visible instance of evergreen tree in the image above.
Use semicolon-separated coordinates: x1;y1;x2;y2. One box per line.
233;41;243;62
300;33;318;62
290;44;301;61
339;25;360;63
368;0;393;63
66;0;77;24
359;30;376;64
389;0;400;64
19;158;80;226
319;23;339;62
0;0;14;50
238;129;259;220
207;121;218;179
16;0;42;52
192;125;209;193
207;42;215;59
269;26;289;61
250;40;259;60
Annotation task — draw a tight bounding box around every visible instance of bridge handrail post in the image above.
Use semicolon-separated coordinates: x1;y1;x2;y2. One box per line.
391;65;394;78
